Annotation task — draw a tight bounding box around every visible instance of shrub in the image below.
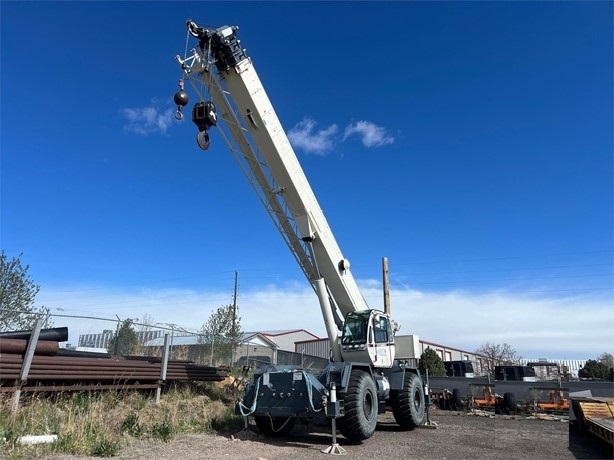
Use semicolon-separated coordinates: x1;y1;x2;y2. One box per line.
121;413;143;437
90;436;120;457
151;418;174;442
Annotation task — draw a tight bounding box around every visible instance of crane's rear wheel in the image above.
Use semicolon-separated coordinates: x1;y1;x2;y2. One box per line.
337;369;378;442
390;372;425;429
254;415;296;437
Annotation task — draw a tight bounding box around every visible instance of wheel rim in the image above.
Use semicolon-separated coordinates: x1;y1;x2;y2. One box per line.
414;389;422;410
363;389;374;419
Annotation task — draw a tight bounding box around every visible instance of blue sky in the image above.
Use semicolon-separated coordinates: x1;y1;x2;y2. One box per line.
1;1;612;360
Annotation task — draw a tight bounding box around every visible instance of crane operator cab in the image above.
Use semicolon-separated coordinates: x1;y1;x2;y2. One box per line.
341;310;395;368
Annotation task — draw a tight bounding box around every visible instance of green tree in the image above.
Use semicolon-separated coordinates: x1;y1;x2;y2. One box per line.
419;347;447;377
475;342;521;377
0;251;52;332
198;304;242;367
107;319;139;356
598;352;613;370
579;359;612;381
600;352;614;382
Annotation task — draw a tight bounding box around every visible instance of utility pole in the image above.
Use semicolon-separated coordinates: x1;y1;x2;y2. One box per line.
231;271;238;365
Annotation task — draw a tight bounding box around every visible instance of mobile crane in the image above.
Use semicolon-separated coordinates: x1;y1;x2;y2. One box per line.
174;20;426;442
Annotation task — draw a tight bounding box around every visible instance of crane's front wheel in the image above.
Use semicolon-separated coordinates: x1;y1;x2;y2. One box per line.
390;372;425;429
337;369;378;442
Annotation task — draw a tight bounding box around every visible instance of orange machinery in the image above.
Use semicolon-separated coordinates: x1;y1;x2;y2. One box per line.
532;388;569;411
470;384;499;408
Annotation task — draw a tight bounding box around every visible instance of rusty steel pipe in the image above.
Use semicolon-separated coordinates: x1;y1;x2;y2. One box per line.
0;327;68;342
0;339;59;355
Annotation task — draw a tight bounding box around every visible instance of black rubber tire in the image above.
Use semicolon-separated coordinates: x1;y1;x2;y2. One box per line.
451;388;462;411
503;392;516;414
254;415;296;437
571;400;586;433
390;372;426;429
337;369;378;442
494;397;503;415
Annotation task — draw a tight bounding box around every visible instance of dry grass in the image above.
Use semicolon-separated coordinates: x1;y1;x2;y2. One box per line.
0;382;244;459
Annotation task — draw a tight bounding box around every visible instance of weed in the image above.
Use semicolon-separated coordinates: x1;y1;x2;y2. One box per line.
121;413;143;437
211;411;243;432
122;391;149;410
90;436;120;457
53;431;78;454
70;392;93;413
0;424;14;441
151;417;174;442
100;391;122;409
1;387;240;457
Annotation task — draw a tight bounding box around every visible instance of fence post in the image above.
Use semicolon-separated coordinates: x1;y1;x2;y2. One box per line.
113;316;121;355
156;333;170;404
12;317;44;413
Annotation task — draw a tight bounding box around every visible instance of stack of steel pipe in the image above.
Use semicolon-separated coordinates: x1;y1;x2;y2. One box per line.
0;334;229;393
0;353;227;381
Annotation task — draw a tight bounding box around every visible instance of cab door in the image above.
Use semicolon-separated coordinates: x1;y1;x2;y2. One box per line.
371;313;394;368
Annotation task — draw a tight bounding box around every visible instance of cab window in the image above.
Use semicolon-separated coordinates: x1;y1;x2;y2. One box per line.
374;316;389;344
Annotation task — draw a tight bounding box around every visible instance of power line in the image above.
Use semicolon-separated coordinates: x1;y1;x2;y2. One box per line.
393;287;614;296
385;249;613;267
393;263;613;277
395;273;613;286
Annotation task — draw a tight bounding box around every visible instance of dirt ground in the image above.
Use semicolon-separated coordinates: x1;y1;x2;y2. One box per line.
44;409;613;460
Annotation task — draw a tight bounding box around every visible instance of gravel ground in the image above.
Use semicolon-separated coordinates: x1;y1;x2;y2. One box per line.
43;409;612;460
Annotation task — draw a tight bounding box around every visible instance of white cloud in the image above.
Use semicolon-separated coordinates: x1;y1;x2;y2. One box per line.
120;101;175;135
287;118;395;155
343;121;394;147
38;282;613;360
384;288;613;360
287;118;338;155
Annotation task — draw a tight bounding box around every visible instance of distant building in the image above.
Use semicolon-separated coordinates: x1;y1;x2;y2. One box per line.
78;329;164;351
295;335;486;375
78;329;115;349
142;329;321;367
238;329;320;366
418;339;486;375
520;358;587;379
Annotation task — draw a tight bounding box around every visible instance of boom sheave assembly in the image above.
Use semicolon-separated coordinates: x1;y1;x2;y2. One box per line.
175;20;426;442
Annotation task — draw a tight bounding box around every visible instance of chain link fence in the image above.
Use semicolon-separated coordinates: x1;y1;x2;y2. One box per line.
1;311;330;371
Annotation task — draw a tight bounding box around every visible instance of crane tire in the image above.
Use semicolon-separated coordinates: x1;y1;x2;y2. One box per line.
337;369;378;442
503;392;516;414
494;397;503;414
451;388;462;410
390;372;426;429
254;415;296;437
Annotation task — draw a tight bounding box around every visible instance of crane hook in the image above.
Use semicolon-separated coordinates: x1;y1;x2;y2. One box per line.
174;79;189;121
